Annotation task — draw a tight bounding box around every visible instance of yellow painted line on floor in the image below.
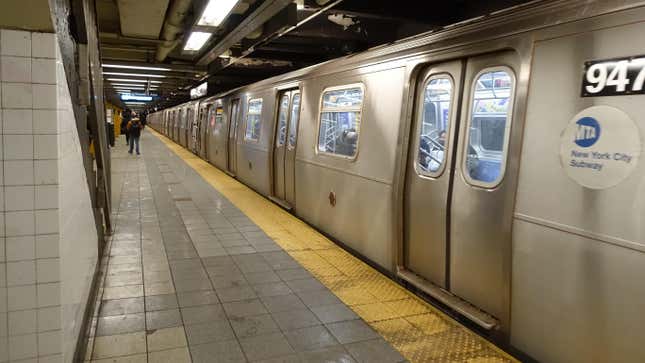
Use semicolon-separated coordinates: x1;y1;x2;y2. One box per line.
149;129;519;363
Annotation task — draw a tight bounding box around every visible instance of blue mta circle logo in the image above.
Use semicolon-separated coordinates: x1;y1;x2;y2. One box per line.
574;117;601;147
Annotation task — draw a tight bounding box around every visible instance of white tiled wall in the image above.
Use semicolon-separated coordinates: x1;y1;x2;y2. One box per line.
0;29;99;363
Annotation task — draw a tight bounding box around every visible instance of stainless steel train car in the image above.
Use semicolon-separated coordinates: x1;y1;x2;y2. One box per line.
147;1;645;361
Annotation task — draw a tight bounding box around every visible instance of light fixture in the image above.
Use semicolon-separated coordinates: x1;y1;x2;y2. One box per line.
102;72;166;78
124;101;147;105
107;78;163;83
198;0;240;27
295;0;304;10
110;82;161;87
102;64;171;71
184;32;212;51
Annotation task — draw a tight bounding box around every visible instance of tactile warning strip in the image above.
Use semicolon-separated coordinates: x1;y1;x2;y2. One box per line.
150;129;519;363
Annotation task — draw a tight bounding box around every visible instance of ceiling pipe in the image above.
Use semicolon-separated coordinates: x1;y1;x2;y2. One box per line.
156;0;194;62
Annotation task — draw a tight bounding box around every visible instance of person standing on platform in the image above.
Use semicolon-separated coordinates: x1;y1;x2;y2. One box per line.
121;108;132;145
127;117;144;155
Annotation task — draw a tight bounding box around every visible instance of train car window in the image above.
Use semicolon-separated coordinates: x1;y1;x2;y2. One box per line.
288;93;301;148
464;67;515;187
416;75;453;175
317;84;364;158
277;94;290;146
245;98;263;142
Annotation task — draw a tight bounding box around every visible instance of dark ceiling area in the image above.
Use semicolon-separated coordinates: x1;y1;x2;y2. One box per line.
97;0;534;111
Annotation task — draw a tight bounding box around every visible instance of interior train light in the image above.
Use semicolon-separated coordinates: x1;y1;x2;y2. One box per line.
198;0;240;27
102;64;171;71
102;72;167;78
184;32;213;51
107;78;163;83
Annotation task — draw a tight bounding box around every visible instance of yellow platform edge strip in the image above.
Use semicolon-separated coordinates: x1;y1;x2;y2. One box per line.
149;129;519;363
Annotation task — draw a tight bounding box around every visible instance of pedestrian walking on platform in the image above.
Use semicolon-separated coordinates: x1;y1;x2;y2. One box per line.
127;117;144;155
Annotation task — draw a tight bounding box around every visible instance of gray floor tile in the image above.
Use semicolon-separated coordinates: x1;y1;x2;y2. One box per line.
174;278;213;292
185;320;235;345
286;278;326;293
190;340;246;363
216;285;257;302
146;309;183;330
284;325;339;352
145;293;179;311
252;282;292;297
325;320;379;344
272;309;321;331
210;274;248;289
311;304;359;324
296;290;342;308
99;297;145;317
239;332;295;362
344;338;406;363
177;290;219;307
181;304;226;324
276;268;313;282
223;299;268;319
96;313;145;336
230;314;280;338
261;294;307;314
299;345;357;363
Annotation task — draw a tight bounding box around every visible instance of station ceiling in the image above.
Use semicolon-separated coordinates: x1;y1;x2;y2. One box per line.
97;0;533;111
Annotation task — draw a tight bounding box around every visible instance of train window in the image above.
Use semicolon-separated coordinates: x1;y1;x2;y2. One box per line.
245;98;263;142
464;67;515;187
288;93;301;148
416;75;453;176
276;94;290;146
317;84;364;158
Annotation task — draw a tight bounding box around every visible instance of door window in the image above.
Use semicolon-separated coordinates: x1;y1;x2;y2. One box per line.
276;94;290;146
317;84;364;158
245;98;263;142
416;75;453;176
288;93;301;148
463;67;515;187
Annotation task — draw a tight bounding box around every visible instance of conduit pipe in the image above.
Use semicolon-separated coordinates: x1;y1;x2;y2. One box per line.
156;0;193;62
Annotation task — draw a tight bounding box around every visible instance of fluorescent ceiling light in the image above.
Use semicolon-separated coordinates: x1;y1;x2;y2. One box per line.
184;32;212;51
110;83;160;87
102;64;171;71
102;72;166;78
107;78;163;83
198;0;239;26
124;102;147;105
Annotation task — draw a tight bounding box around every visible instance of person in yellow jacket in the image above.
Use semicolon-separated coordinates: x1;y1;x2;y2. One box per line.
126;117;144;155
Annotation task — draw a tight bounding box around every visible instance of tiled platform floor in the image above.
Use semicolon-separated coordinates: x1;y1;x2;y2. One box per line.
83;130;517;363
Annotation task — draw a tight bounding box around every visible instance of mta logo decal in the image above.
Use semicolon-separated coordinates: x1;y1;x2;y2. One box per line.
574;117;600;147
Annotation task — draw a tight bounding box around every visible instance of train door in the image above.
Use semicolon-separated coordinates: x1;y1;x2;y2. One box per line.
403;51;520;329
227;98;240;175
272;89;300;206
192;106;201;154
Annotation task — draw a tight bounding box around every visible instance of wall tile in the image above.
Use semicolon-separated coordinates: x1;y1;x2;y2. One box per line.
5;211;34;237
32;84;56;109
0;313;5;336
39;353;62;363
34;160;57;185
35;210;58;235
7;260;36;286
38;306;60;332
6;236;35;261
3;134;33;160
0;336;7;362
34;135;57;160
36;283;59;308
2;109;32;134
0;216;4;236
0;290;5;313
1;56;31;83
38;330;61;355
4;160;34;186
36;259;59;283
32;110;56;134
35;235;58;259
5;186;34;211
31;58;56;84
1;83;32;109
0;264;5;287
8;309;37;335
32;33;56;59
35;185;58;210
0;238;5;261
8;285;37;311
0;191;4;212
8;333;37;360
0;30;31;57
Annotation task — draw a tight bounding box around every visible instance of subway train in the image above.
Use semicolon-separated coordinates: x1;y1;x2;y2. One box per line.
147;1;645;361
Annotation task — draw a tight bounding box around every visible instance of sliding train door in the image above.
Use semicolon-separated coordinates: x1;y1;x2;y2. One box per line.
227;99;240;175
271;89;300;205
403;51;520;330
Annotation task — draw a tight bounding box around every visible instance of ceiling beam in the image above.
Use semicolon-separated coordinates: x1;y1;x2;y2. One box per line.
197;0;294;66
